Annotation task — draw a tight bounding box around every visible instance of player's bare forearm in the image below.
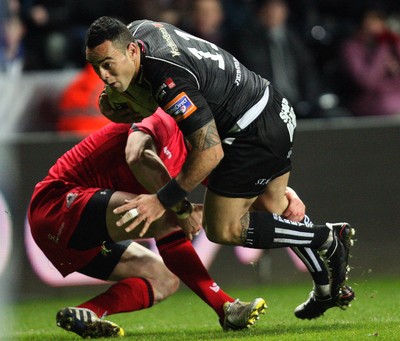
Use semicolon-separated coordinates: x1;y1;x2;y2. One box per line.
177;120;223;192
126;132;172;193
137;149;172;193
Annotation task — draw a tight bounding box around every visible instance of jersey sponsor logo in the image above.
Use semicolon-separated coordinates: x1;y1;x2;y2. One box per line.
156;88;167;100
233;57;242;86
153;23;181;57
165;77;176;89
155;78;176;100
164;92;197;122
163;146;172;159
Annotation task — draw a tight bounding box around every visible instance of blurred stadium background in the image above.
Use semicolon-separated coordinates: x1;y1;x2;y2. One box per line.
2;0;400;337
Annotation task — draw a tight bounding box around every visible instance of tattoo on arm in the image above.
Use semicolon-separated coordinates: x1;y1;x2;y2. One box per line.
188;120;221;151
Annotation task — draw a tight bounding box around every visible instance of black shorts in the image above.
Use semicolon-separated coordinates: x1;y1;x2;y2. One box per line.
68;189;132;280
207;86;295;198
79;239;132;280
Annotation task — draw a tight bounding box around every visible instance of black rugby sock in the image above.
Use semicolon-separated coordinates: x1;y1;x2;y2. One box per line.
243;212;330;249
291;246;330;286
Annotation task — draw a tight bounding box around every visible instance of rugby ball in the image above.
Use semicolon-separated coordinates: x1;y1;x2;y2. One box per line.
105;85;157;118
105;85;132;110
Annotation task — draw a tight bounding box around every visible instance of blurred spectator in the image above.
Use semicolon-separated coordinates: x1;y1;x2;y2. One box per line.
20;0;168;70
57;63;109;136
20;0;73;70
181;0;232;51
341;7;400;116
220;0;254;34
233;0;322;118
159;8;182;26
0;0;24;73
63;0;117;69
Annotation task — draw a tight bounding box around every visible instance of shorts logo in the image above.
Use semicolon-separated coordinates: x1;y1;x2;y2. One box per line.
255;178;270;186
66;192;78;208
280;98;296;142
164;92;197;122
101;241;112;256
48;222;65;244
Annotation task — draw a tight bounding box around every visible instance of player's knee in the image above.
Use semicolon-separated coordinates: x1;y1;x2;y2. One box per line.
164;272;180;295
150;271;180;303
205;222;241;245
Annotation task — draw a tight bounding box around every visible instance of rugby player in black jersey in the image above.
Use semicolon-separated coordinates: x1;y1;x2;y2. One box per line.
85;16;355;320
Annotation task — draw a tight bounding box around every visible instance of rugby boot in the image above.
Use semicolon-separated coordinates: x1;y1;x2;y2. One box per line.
56;307;124;338
221;298;266;331
294;285;355;320
323;223;355;297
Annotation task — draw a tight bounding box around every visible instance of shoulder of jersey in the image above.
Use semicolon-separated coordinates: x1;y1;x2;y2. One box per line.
128;19;156;36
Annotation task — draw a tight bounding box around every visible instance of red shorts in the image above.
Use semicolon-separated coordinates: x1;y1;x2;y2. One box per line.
28;179;102;277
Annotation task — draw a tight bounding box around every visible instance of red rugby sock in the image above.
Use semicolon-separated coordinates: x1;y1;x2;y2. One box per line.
156;230;234;320
78;277;154;317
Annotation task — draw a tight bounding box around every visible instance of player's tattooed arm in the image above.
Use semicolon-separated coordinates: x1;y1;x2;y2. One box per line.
177;119;223;192
187;119;221;151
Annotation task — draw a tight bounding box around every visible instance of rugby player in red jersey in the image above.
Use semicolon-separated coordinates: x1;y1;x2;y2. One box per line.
28;109;266;338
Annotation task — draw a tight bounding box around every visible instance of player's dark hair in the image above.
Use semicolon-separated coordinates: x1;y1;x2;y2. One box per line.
86;16;134;51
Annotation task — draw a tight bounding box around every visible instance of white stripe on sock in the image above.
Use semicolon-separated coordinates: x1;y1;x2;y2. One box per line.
306;247;322;272
273;238;311;245
292;248;315;272
274;227;314;238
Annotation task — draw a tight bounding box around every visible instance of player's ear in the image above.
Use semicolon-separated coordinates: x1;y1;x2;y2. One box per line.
127;42;138;60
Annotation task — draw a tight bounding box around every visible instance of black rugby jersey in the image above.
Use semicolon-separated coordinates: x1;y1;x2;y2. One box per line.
127;20;270;138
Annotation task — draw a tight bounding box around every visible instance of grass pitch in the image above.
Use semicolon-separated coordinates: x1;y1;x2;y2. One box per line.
2;276;399;340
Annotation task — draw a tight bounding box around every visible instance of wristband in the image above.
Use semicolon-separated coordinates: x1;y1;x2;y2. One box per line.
157;178;188;208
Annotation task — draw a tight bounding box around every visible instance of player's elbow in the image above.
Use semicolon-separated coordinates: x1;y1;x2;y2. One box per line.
125;147;146;168
216;144;224;163
125;133;153;168
208;143;224;167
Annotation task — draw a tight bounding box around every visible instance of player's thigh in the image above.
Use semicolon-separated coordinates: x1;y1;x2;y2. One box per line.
203;189;256;245
106;191;136;240
253;171;290;214
106;191;179;241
